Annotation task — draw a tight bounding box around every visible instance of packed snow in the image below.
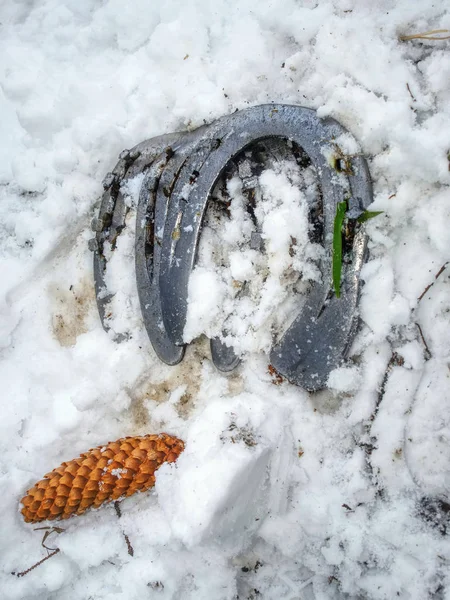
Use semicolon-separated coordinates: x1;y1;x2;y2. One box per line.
1;1;450;599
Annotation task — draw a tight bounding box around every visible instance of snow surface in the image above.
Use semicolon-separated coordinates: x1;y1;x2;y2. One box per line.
1;1;450;599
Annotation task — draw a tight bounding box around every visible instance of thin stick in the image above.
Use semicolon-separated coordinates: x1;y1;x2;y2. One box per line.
33;526;65;551
416;323;432;360
13;549;60;578
123;534;134;557
114;501;122;519
374;352;404;416
400;29;450;41
406;83;416;102
359;352;404;478
417;263;448;302
114;501;134;557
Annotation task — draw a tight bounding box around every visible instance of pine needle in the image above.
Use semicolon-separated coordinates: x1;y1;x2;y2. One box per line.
399;29;450;41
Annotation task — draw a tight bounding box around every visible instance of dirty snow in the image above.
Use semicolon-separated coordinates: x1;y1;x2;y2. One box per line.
1;1;450;599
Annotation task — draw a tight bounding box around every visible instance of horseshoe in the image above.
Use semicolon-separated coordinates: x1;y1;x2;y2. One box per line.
92;104;373;391
135;126;217;363
157;104;372;390
91;132;183;341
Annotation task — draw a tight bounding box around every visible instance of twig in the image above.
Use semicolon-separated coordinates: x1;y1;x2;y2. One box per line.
114;501;134;557
123;534;134;557
416;323;432;360
12;549;60;578
114;501;122;519
406;83;416;102
34;526;65;551
374;352;404;418
359;351;404;488
417;262;448;302
399;29;450;41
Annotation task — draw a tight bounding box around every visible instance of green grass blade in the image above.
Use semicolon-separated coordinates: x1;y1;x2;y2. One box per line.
357;210;384;223
333;201;347;298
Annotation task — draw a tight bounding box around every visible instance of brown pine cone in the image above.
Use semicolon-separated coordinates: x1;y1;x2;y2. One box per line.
20;433;184;523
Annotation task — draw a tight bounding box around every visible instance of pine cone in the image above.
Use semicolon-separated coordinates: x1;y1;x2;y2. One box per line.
20;433;184;523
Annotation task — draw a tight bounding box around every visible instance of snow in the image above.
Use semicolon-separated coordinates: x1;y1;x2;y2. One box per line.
184;155;323;352
1;1;450;599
